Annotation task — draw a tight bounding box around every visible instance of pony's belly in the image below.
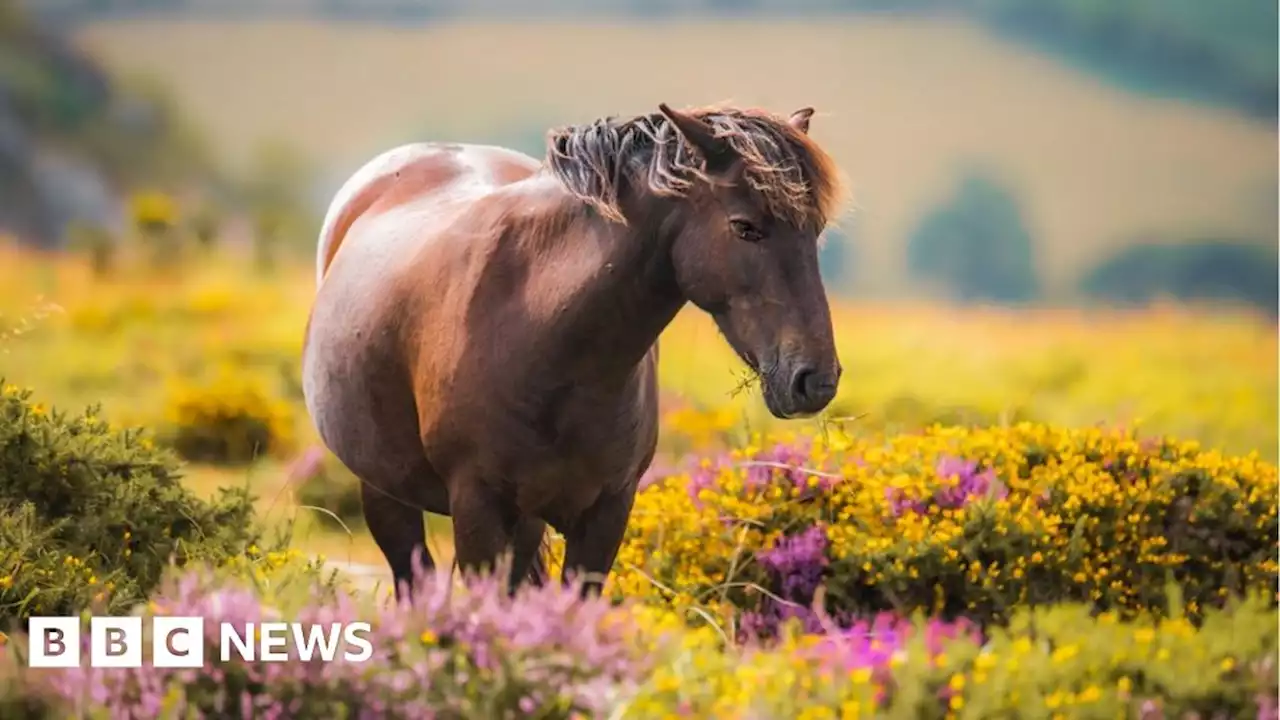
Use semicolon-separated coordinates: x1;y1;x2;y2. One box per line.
506;397;660;526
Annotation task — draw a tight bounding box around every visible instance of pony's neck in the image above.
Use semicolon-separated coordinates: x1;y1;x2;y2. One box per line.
546;190;686;386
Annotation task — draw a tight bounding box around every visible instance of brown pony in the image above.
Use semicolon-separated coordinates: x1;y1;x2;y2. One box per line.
302;104;847;599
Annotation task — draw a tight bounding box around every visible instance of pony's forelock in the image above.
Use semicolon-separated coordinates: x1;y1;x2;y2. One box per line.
545;105;849;228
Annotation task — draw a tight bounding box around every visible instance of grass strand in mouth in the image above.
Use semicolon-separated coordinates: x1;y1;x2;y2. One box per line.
729;367;763;399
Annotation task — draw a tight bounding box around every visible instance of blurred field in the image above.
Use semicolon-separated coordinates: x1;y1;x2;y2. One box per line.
2;242;1275;572
72;17;1277;295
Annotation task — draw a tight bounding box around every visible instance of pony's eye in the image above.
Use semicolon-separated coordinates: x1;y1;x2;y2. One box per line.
729;219;763;242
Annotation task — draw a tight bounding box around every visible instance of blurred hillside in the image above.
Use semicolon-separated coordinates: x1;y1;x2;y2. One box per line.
0;0;224;246
27;0;1277;120
5;0;1278;310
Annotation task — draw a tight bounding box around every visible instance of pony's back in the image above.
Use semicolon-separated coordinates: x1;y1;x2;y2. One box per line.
314;144;439;287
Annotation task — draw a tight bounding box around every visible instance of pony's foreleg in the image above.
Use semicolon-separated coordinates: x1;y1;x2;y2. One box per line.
360;481;431;603
561;487;636;598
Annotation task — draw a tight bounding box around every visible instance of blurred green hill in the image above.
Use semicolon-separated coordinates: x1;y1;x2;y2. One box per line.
26;0;1277;120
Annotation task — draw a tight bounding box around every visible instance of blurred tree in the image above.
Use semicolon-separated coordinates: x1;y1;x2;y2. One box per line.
906;169;1040;304
1078;238;1278;317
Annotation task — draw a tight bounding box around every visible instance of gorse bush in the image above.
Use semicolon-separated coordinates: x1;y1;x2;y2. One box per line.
0;383;262;626
0;566;1275;719
613;423;1278;634
0;504;130;618
161;371;296;465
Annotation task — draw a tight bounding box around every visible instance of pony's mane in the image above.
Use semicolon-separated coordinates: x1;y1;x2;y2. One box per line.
544;105;848;229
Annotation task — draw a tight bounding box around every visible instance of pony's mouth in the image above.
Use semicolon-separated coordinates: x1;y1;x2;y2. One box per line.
731;347;807;419
732;347;778;385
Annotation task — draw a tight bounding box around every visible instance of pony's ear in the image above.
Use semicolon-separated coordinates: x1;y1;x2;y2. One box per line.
658;103;733;169
788;107;815;134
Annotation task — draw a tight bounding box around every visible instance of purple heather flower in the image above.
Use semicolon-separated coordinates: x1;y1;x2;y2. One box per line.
286;445;326;485
637;461;675;491
739;525;836;640
758;525;829;600
885;486;929;517
685;460;721;504
743;440;839;493
887;455;1007;517
1257;693;1279;720
2;564;657;718
933;455;1005;509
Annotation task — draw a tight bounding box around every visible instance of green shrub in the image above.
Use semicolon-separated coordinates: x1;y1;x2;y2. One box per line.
291;447;365;530
0;382;263;628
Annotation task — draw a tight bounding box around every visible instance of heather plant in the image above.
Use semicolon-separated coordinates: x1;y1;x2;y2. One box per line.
0;566;1274;719
1;562;659;719
0;383;264;627
613;424;1278;634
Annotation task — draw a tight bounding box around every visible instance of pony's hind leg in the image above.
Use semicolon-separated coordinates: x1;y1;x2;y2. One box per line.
361;480;432;602
561;487;636;598
449;481;543;594
509;516;549;592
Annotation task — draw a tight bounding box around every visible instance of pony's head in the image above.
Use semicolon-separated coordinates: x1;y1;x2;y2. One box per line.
546;103;849;419
656;104;846;419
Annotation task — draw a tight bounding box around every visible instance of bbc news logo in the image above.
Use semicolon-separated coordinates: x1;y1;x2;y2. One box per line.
27;617;373;668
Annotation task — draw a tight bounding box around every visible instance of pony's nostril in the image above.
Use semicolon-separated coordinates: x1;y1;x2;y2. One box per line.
790;366;816;401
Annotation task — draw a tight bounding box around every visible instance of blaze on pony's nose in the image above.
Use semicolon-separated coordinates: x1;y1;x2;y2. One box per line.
788;363;840;414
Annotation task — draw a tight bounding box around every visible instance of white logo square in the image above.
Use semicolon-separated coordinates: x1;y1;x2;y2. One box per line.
152;616;205;668
90;616;142;668
26;617;81;668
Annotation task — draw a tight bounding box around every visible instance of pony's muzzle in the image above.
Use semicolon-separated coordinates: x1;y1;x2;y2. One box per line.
786;362;840;416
